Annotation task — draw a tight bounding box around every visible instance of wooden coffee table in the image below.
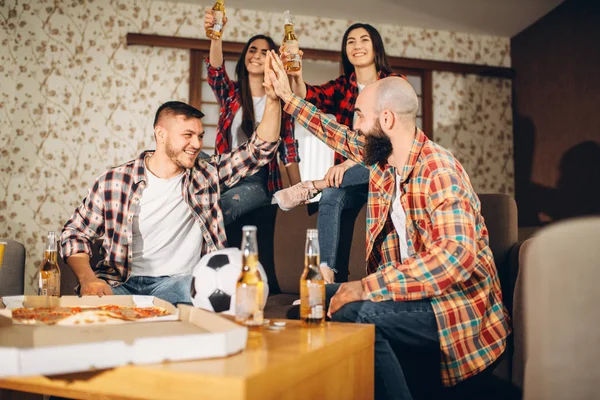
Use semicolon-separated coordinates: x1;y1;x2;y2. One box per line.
0;320;374;400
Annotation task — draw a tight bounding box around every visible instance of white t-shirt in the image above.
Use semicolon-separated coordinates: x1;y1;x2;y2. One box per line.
130;168;203;277
230;95;267;148
390;175;409;262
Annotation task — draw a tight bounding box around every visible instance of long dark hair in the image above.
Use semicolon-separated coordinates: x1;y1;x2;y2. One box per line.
341;23;392;78
235;34;277;138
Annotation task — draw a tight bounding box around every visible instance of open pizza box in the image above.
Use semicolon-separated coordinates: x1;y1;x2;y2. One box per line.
0;295;180;324
0;296;248;377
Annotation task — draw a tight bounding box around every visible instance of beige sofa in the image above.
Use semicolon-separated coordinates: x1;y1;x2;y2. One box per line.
57;193;524;394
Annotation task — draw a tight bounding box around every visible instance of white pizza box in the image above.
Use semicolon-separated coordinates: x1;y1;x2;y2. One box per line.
0;295;179;324
0;301;248;377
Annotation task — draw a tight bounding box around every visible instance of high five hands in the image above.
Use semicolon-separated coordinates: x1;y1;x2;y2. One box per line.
264;50;294;103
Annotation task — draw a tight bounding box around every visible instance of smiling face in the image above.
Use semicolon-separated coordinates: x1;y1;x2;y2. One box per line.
244;38;270;76
345;28;375;69
156;114;204;170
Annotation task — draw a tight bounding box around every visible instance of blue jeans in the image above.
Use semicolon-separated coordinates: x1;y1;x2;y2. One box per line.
318;164;369;275
111;275;193;305
326;284;440;400
220;166;270;226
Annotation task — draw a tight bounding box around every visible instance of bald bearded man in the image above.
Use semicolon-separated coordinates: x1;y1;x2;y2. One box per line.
265;51;510;400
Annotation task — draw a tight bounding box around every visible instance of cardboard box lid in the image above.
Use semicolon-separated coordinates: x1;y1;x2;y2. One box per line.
0;304;247;377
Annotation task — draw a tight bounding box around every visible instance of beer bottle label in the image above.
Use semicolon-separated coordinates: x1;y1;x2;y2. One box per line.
307;282;324;319
236;285;257;318
213;11;223;32
284;40;301;62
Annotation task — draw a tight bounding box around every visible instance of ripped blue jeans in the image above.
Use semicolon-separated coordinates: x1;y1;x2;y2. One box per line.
220;166;270;226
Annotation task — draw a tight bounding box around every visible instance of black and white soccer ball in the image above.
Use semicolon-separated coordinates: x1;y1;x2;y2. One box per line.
191;248;269;315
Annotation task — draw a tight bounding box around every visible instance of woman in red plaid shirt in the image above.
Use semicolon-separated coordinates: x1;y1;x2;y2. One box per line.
276;23;395;282
204;11;301;226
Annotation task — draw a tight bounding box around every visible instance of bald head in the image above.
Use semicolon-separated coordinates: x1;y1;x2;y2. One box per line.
369;76;419;122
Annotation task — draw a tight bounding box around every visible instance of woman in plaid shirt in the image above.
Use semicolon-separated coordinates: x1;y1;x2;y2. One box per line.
276;23;395;282
204;11;301;226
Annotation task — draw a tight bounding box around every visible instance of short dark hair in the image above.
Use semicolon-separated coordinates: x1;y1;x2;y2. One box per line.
341;23;392;78
153;101;205;128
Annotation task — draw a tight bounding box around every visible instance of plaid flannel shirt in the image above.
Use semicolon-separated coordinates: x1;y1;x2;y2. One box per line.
61;134;279;286
206;60;300;193
305;71;396;165
284;95;511;386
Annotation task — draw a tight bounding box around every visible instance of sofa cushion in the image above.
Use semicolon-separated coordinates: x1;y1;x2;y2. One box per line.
273;205;318;295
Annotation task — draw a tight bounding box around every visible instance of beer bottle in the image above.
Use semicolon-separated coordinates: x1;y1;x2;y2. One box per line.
282;10;301;72
300;229;325;326
38;231;61;297
235;226;264;326
206;0;226;40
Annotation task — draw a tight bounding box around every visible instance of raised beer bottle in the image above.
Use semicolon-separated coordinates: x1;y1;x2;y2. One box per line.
282;10;301;72
235;226;264;326
38;231;61;297
206;0;226;40
300;229;325;326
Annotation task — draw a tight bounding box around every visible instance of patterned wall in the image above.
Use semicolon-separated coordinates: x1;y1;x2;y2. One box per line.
0;0;513;293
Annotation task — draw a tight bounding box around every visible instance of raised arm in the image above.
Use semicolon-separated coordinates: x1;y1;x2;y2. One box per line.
205;9;226;68
204;12;236;108
61;178;112;296
205;52;282;188
279;45;343;114
267;50;364;165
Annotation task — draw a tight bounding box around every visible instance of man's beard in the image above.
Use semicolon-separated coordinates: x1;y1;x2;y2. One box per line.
360;120;393;166
165;139;194;169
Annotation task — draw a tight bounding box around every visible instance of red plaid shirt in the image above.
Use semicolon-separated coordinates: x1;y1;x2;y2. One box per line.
61;134;279;286
206;60;300;193
305;71;396;165
284;95;511;386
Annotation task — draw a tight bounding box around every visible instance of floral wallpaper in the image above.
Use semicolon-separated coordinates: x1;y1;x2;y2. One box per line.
0;0;513;293
433;72;514;195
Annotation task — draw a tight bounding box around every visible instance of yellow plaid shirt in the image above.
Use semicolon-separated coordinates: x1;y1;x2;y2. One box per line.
284;95;511;386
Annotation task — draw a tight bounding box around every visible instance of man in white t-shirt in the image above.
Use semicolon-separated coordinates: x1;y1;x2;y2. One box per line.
61;67;283;304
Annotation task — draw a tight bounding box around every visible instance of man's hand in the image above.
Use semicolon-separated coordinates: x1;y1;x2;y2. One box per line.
262;51;278;100
265;50;294;103
80;277;113;297
323;159;355;188
328;280;367;318
204;9;227;38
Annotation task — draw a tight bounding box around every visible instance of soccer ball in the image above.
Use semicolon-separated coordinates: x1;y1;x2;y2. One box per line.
191;248;269;315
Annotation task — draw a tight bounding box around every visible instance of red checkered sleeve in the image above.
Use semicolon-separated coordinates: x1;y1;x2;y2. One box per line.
278;114;300;165
304;76;347;116
362;169;479;301
60;177;106;261
205;59;237;109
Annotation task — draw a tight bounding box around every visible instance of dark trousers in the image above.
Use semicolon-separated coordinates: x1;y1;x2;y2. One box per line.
326;284;440;400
